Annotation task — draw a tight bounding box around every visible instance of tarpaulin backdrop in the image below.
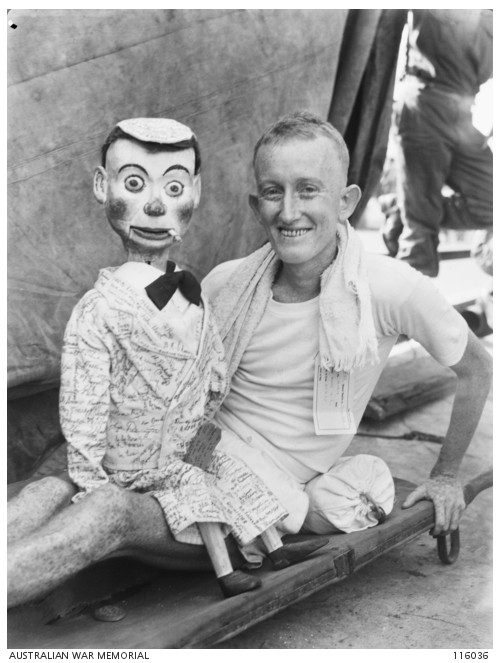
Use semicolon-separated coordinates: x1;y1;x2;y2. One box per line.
7;9;406;480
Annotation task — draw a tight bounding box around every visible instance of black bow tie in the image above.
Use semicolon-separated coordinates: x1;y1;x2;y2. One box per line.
145;261;201;309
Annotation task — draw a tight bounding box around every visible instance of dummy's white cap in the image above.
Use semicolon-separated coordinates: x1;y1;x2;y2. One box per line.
117;118;194;144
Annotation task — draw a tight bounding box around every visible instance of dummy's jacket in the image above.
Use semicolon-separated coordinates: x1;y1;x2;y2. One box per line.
60;266;285;545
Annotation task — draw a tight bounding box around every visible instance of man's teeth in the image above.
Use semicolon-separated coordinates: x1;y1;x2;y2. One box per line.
280;228;309;237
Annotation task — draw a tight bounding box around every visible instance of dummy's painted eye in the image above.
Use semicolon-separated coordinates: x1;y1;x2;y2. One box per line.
165;181;184;196
124;175;145;192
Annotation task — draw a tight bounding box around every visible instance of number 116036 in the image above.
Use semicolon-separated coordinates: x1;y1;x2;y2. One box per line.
453;653;488;660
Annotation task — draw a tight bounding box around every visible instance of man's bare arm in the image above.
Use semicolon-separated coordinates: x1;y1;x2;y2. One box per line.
402;329;492;534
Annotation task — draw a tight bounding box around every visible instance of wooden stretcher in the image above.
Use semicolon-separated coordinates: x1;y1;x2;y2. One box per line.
7;469;492;650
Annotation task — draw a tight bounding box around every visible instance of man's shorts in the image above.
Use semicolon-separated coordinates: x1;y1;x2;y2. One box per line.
218;431;395;536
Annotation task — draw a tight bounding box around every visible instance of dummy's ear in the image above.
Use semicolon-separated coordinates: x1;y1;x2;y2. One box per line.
192;174;201;209
248;194;262;223
339;184;362;222
93;167;108;205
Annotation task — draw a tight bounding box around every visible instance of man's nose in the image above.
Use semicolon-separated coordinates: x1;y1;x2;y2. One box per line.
279;192;300;224
143;198;166;217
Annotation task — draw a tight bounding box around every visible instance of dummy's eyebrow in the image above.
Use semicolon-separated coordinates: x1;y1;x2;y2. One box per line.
163;165;190;176
116;163;191;176
118;164;148;175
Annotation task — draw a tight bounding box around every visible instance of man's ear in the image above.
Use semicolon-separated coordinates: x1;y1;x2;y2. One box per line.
248;194;262;223
339;184;362;221
193;174;201;209
93;167;108;205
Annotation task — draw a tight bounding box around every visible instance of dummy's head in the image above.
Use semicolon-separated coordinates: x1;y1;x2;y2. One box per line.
249;111;361;271
100;122;201;174
94;118;201;264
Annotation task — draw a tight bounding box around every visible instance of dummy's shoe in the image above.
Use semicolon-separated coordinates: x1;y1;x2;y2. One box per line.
268;537;330;570
218;570;262;598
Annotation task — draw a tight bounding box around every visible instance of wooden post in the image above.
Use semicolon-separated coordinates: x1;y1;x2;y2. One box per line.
259;527;282;553
198;523;233;578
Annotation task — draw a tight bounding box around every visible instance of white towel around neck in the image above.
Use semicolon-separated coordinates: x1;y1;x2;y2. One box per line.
211;221;379;377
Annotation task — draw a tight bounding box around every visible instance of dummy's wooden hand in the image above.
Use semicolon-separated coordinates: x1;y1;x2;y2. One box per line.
402;475;465;536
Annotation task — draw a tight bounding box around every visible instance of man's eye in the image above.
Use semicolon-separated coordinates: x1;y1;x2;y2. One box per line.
165;181;184;196
260;188;282;201
299;185;317;197
124;175;145;192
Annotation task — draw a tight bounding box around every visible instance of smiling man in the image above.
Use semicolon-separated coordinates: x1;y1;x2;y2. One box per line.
203;111;492;543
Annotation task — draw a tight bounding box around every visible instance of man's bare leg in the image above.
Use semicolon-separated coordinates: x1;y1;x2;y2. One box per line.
7;484;211;608
8;476;77;545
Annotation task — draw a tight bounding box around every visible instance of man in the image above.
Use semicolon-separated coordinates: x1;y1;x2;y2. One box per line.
8;118;322;608
202;111;492;541
383;9;493;277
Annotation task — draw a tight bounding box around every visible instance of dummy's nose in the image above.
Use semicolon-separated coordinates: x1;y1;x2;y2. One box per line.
144;199;166;217
279;192;300;224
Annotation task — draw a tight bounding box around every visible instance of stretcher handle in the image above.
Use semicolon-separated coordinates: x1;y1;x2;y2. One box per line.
436;467;493;565
463;467;492;507
437;529;460;564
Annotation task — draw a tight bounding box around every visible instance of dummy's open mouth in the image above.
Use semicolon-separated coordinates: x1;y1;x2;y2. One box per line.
130;226;178;241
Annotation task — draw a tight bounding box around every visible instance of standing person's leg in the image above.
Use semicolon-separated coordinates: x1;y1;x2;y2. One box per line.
395;85;454;276
8;483;211;608
441;107;493;232
442;118;494;330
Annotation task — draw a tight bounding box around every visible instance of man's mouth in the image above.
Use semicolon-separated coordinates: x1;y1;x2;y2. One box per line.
279;228;311;238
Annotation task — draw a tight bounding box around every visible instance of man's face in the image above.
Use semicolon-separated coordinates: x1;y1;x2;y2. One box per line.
94;138;200;254
250;136;357;272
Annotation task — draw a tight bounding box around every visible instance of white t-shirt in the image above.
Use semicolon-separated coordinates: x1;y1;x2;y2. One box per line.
202;254;468;484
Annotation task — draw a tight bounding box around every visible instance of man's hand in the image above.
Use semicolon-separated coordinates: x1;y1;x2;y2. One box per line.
401;331;490;537
402;475;465;536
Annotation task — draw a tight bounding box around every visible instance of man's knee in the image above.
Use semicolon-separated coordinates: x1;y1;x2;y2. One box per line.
81;484;164;549
19;475;76;505
442;192;492;231
83;483;133;531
